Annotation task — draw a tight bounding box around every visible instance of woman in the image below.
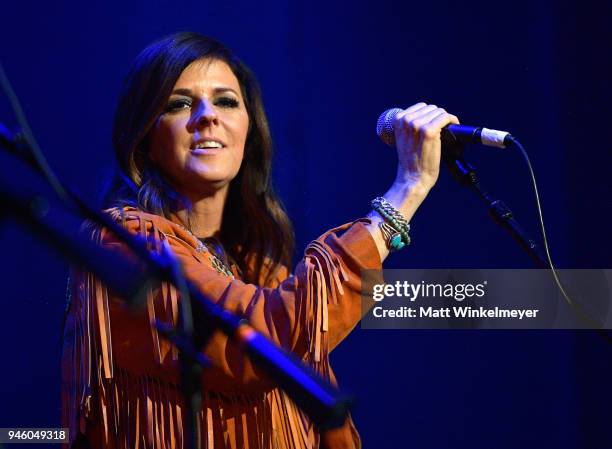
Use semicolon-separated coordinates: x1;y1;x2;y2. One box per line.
61;32;458;449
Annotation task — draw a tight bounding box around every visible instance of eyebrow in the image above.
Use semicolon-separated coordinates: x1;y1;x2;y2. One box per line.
170;87;239;96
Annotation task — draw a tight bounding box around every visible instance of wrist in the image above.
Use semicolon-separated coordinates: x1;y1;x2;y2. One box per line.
394;173;435;192
383;180;431;223
388;179;431;203
395;166;437;194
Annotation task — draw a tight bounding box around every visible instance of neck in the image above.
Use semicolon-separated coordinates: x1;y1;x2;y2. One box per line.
174;186;229;239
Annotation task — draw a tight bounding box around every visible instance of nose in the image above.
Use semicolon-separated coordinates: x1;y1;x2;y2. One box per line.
193;99;218;127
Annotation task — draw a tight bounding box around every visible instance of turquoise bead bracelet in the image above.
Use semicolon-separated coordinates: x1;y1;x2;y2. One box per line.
371;196;411;251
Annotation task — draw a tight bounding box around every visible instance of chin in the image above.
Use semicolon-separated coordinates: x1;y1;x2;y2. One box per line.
184;174;236;195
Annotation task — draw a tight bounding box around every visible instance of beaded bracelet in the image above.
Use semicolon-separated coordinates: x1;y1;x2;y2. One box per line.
371;196;411;251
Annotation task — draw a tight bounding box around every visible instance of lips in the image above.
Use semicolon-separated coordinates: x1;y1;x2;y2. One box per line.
191;136;226;150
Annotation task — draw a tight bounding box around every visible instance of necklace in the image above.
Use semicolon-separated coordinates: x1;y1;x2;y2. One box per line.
199;237;235;279
176;224;234;278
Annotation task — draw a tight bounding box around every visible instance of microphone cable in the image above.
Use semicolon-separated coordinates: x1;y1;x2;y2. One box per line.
506;136;610;335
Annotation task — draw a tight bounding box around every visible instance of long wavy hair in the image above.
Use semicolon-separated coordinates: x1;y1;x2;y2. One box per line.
105;32;294;286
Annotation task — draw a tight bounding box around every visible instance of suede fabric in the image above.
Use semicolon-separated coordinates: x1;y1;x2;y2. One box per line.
61;208;381;449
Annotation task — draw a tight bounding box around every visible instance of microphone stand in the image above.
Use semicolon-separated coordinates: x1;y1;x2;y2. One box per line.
1;122;206;449
442;140;548;268
0;128;353;447
442;139;612;338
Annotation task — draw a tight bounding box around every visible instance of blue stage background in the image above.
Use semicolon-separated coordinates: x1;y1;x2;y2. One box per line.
0;0;610;447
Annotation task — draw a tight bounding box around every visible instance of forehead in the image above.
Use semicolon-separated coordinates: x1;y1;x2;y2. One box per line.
173;59;242;94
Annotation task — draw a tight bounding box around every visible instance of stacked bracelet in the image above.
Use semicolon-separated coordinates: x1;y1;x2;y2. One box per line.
371;196;411;251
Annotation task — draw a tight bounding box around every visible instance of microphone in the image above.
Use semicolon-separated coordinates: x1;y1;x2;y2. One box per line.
376;108;514;149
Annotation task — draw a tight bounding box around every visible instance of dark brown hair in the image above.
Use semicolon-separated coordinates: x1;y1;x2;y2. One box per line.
105;32;294;285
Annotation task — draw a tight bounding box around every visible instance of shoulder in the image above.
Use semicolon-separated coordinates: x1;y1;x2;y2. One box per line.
105;206;175;232
98;206;201;253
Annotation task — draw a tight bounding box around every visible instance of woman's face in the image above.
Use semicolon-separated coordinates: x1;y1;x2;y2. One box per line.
148;58;249;197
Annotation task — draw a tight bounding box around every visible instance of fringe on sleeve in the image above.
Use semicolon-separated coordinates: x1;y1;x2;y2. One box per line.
271;221;360;449
62;211;278;449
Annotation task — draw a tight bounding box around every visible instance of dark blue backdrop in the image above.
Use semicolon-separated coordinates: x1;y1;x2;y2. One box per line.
0;1;610;448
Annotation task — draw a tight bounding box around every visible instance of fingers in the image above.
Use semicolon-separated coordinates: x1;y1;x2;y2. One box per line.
395;102;460;140
425;111;460;135
395;103;436;125
392;102;460;189
402;102;428;115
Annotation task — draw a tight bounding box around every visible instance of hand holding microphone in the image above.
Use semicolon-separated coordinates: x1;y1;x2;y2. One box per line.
382;103;460;190
364;102;460;260
365;102;514;260
377;107;513;149
366;103;542;276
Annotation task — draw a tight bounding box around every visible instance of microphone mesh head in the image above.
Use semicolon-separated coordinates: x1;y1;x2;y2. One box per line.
376;108;402;147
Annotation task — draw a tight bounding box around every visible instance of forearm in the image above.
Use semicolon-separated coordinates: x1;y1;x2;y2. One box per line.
364;102;459;263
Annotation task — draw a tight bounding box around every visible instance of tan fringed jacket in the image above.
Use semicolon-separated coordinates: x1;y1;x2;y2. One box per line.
61;207;382;449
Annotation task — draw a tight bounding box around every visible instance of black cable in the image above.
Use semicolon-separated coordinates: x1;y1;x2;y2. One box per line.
508;136;610;334
506;137;571;302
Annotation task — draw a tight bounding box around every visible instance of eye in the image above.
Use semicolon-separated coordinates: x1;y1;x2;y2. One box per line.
164;98;192;113
214;96;240;108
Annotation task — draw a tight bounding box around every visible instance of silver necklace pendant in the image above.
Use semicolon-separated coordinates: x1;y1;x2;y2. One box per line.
177;223;234;278
210;254;235;278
